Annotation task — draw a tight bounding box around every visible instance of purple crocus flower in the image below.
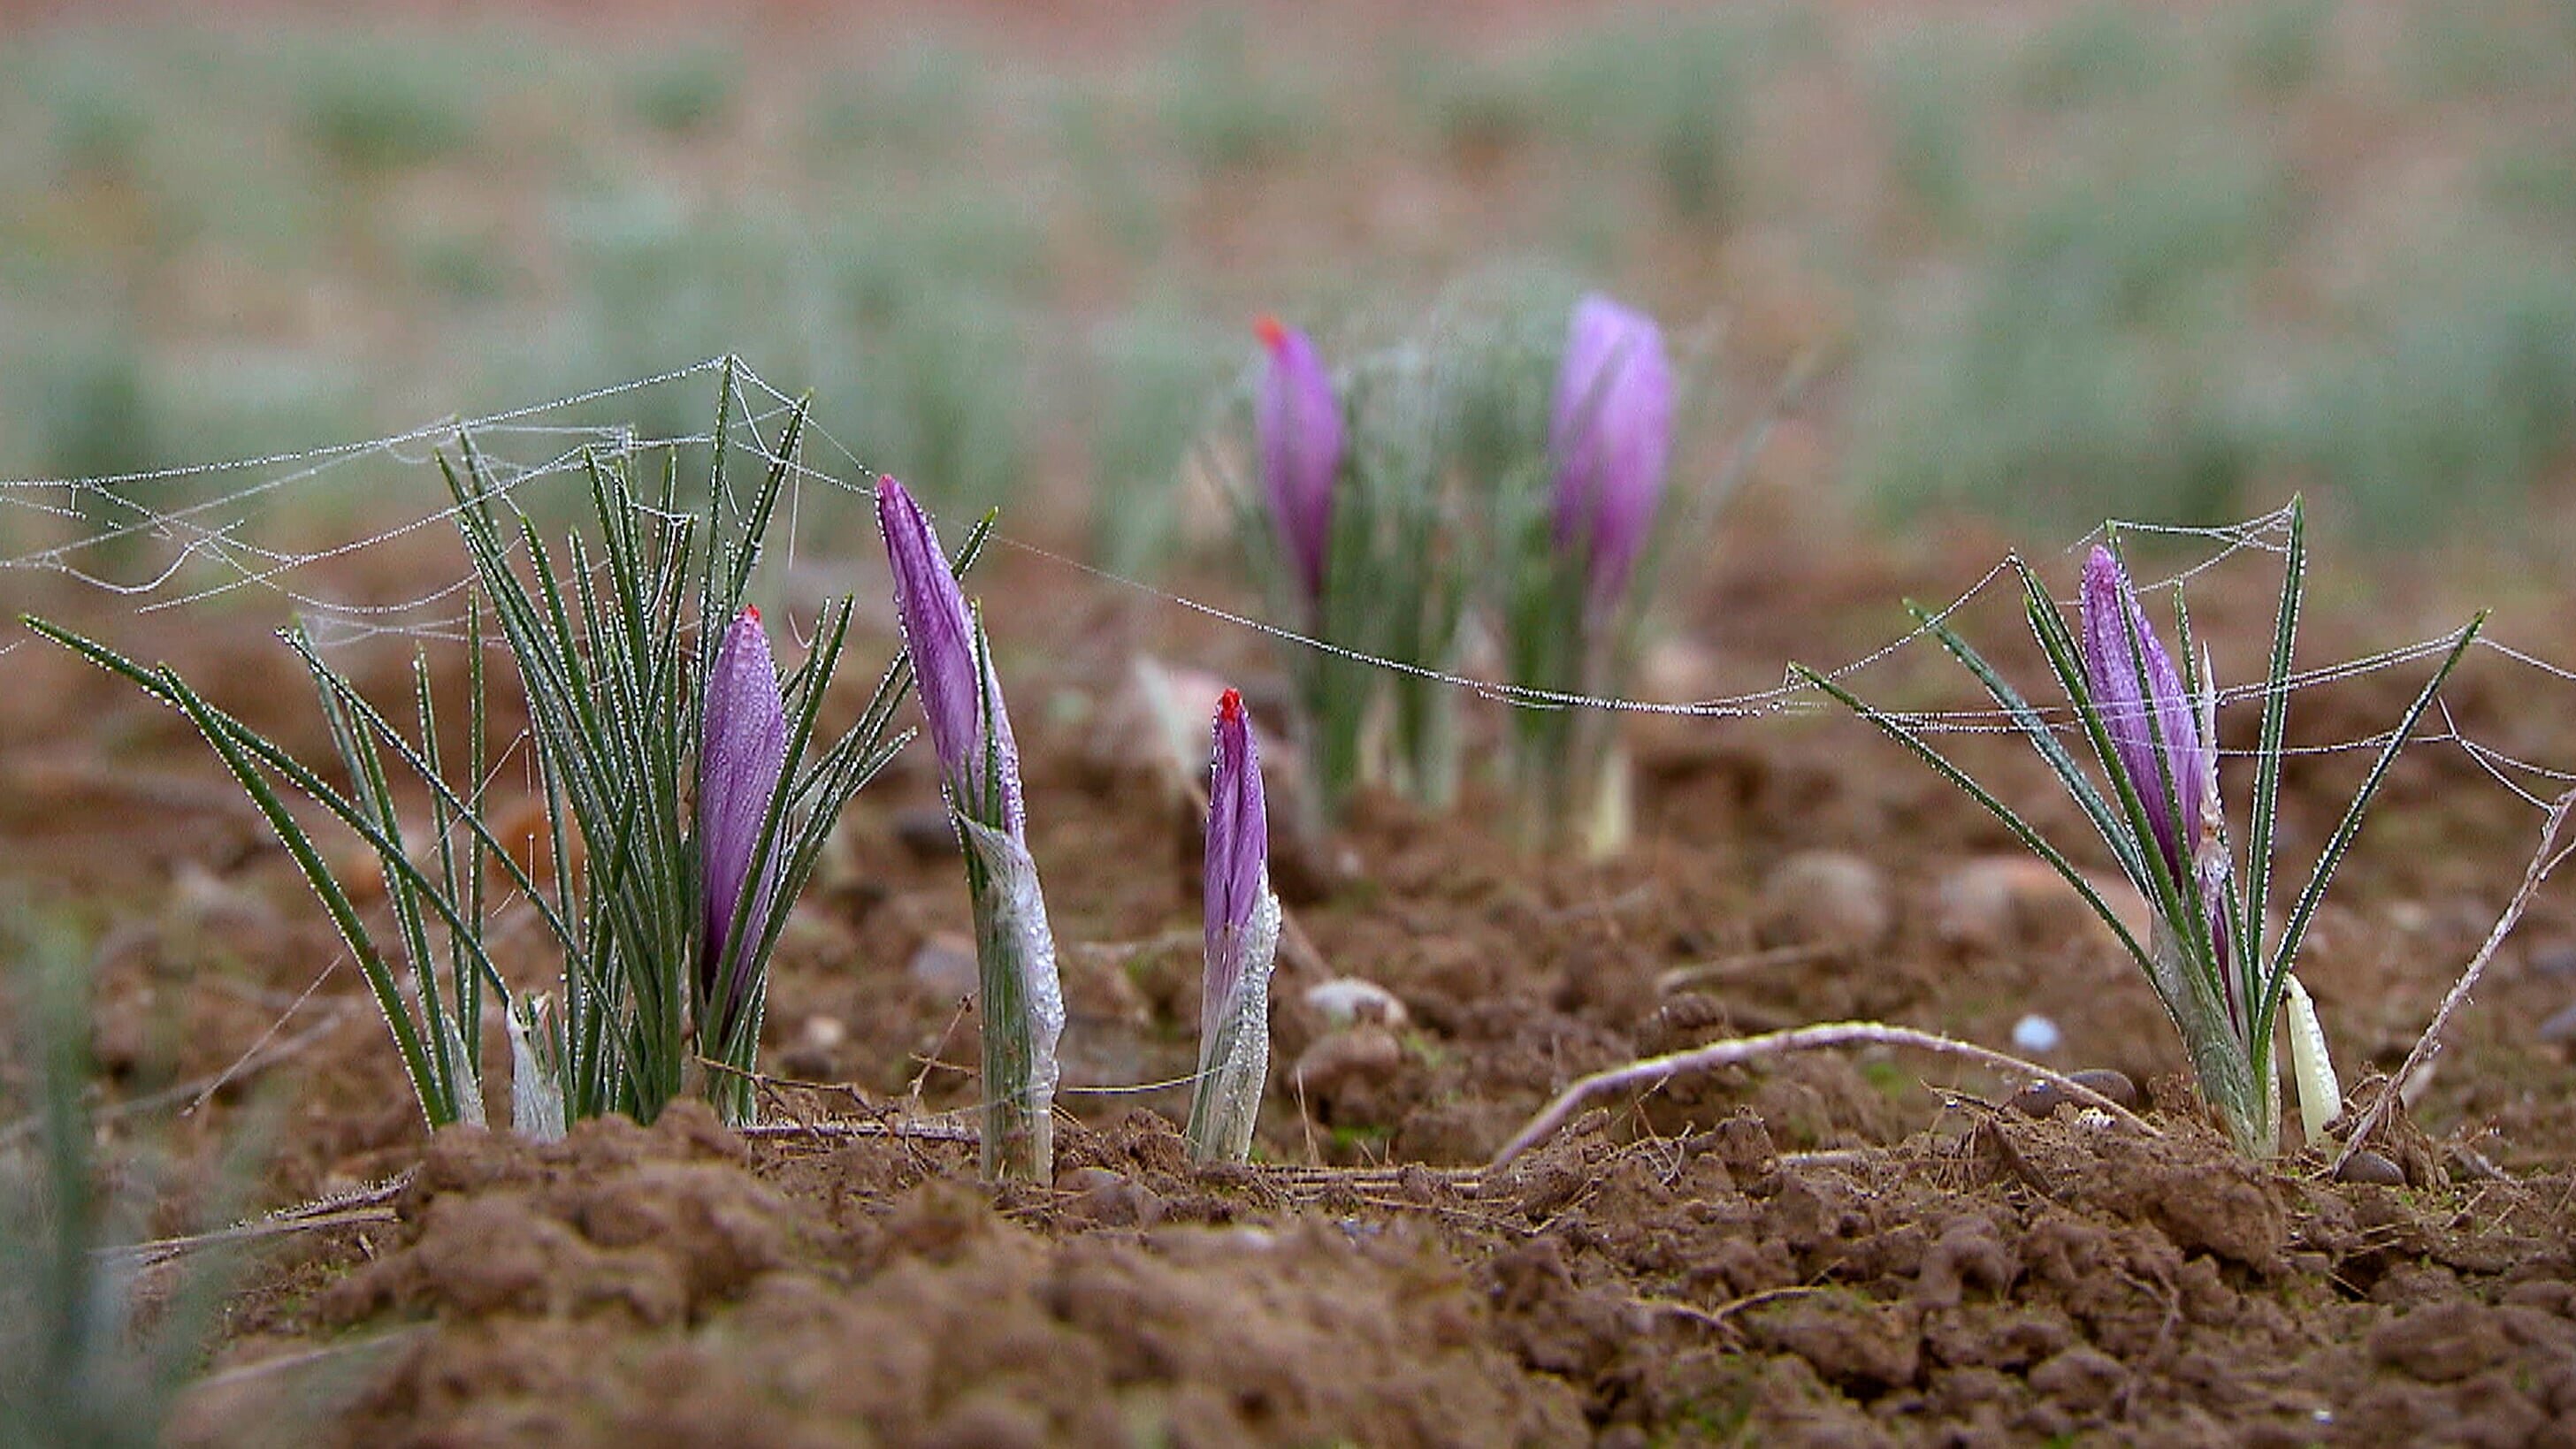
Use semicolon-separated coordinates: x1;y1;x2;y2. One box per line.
1202;687;1269;1045
1549;294;1673;608
1253;315;1342;604
876;476;1023;838
699;606;787;1005
2079;545;2240;1019
2077;545;2213;881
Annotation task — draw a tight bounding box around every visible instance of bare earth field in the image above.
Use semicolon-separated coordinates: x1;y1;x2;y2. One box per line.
7;500;2575;1445
6;0;2576;1444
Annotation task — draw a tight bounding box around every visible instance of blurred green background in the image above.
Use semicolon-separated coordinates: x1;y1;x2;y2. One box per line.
4;0;2573;562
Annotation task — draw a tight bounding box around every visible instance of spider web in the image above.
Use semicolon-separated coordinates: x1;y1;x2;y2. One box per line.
9;354;2569;1135
1;353;2557;814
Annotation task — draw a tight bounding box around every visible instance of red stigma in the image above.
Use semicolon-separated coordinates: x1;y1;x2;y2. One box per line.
1219;687;1244;723
744;605;761;623
1252;314;1286;351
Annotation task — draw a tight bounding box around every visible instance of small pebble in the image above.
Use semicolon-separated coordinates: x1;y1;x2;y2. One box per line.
1304;978;1409;1029
2068;1068;2141;1108
2004;1080;2067;1117
2335;1149;2407;1187
1291;1025;1404;1097
2006;1068;2139;1118
1756;850;1893;951
2011;1013;2062;1055
1934;856;2141;952
168;860;279;936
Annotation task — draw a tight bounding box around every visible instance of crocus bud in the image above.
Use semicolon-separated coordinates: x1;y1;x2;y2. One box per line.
1189;687;1280;1163
1202;688;1269;1043
1253;315;1342;605
876;477;1023;838
699;606;787;1010
1549;294;1673;608
875;476;1063;1184
2076;546;2210;883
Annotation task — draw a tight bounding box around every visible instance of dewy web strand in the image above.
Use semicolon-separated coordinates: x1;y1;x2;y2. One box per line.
0;355;2559;822
5;355;2563;1125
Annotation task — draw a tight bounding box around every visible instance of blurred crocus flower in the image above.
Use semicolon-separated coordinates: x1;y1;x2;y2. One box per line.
1189;688;1280;1163
1549;294;1673;608
876;477;1023;838
698;606;787;1016
1253;315;1342;605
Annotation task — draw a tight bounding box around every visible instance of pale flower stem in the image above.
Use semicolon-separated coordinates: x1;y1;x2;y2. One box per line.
962;818;1065;1185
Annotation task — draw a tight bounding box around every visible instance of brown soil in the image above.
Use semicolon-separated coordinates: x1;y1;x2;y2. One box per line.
10;502;2576;1446
170;1101;2576;1448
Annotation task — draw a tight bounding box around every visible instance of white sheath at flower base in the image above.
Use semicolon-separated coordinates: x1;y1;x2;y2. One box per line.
2283;976;2341;1148
440;1009;486;1129
1188;687;1280;1163
1189;889;1280;1163
959;815;1066;1183
507;998;566;1144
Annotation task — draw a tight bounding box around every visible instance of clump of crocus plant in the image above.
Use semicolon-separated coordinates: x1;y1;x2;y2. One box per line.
1503;293;1676;855
1799;500;2480;1156
877;477;1066;1184
1187;689;1281;1163
32;369;911;1136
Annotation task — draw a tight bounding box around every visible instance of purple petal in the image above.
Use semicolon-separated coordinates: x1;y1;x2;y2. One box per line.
1254;316;1342;604
699;606;787;1001
1202;688;1269;1043
1550;294;1673;607
2077;546;2206;881
876;477;1024;838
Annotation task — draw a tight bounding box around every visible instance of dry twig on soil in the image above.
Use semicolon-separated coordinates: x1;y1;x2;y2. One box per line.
2333;786;2576;1175
106;1171;415;1269
1487;1020;2160;1171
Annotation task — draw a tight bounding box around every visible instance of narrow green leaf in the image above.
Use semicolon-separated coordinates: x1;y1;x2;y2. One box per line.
158;672;446;1126
1912;599;2143;888
2248;501;2305;978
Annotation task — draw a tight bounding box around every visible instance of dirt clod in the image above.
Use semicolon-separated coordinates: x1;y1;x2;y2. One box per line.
2371;1301;2515;1383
